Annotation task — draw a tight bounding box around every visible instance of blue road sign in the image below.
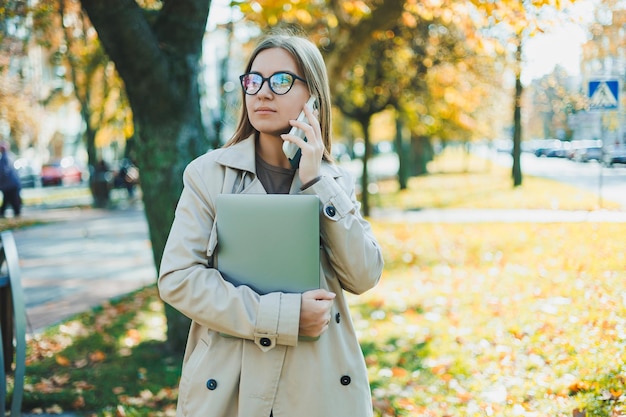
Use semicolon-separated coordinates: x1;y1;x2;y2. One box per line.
588;80;620;111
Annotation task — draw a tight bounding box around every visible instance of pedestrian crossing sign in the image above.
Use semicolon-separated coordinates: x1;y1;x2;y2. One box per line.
588;80;620;111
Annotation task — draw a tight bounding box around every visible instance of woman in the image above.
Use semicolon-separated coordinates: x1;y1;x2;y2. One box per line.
158;31;384;417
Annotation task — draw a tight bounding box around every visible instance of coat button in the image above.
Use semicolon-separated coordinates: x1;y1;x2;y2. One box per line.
206;379;218;390
260;337;272;347
325;205;336;217
335;312;341;323
340;375;351;386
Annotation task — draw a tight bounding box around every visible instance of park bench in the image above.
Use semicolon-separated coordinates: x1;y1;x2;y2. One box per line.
0;231;26;416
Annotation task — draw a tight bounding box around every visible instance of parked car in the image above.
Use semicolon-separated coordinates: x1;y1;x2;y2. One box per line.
545;145;569;158
603;147;626;167
573;147;604;163
533;139;562;157
13;158;40;188
566;139;602;161
41;157;83;186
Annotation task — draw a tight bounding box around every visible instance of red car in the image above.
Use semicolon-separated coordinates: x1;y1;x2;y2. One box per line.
41;158;83;186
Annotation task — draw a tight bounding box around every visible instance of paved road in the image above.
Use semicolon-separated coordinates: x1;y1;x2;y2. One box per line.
13;206;156;333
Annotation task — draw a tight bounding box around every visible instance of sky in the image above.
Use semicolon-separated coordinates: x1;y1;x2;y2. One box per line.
521;0;597;84
522;23;588;84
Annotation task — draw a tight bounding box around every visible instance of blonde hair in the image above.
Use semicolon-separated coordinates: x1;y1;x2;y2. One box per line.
225;32;333;162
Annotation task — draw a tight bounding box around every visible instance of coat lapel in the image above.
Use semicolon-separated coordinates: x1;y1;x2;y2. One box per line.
215;135;344;195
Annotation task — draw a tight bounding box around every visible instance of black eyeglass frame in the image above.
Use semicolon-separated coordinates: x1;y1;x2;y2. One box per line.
239;71;307;95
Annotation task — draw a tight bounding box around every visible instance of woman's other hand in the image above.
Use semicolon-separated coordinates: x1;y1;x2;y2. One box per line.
299;289;336;338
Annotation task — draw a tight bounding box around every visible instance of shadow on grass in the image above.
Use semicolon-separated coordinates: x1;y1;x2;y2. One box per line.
18;285;182;415
22;338;182;414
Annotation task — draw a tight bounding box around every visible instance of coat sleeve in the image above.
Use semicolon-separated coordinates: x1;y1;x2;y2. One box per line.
158;159;301;349
301;169;384;295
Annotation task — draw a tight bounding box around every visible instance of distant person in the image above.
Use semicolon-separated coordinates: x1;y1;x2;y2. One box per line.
0;141;22;218
116;158;139;199
158;31;384;417
92;159;111;208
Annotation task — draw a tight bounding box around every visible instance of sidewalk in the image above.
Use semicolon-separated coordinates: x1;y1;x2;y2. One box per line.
14;205;155;333
370;207;626;223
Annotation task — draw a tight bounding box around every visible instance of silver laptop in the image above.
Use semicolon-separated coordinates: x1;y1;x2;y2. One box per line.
215;194;320;295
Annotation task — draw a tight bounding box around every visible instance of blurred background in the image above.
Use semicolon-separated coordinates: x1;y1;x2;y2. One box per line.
1;0;625;216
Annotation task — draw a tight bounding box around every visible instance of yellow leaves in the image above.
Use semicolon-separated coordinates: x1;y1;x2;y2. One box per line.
72;395;86;409
29;404;65;415
569;380;592;394
55;354;71;367
401;11;417;28
55;349;105;367
22;286;174;414
365;211;626;415
342;1;371;17
28;374;70;393
124;328;142;347
89;350;106;362
117;387;178;410
391;366;408;378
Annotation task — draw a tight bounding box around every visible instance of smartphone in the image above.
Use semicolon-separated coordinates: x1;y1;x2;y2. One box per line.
283;96;317;169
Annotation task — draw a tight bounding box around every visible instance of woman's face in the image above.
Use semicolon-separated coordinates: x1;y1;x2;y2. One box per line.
245;47;310;138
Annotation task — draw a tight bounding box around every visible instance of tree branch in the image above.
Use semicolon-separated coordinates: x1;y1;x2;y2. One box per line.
325;0;405;86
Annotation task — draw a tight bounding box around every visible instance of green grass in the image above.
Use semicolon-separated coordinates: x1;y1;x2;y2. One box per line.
372;147;621;211
5;149;625;416
363;222;626;416
19;289;179;416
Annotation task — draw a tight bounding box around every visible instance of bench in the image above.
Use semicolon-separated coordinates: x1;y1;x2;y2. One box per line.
0;231;26;416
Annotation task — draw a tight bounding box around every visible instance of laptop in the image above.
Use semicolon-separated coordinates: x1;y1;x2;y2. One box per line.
215;194;320;295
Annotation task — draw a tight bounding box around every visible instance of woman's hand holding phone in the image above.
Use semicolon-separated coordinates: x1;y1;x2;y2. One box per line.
281;97;323;185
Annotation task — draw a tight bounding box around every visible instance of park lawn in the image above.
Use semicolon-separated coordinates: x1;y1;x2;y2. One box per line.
373;147;622;211
362;221;626;417
13;221;626;417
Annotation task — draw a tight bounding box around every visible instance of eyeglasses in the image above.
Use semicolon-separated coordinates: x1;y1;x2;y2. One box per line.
239;71;307;95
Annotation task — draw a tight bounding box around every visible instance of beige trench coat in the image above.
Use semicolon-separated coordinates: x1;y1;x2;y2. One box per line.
158;137;384;417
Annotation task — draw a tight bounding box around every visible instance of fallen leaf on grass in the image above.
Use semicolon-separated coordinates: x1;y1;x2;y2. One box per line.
124;328;141;347
115;404;127;417
89;350;106;362
569;380;591;394
74;358;88;368
73;380;95;390
45;404;64;414
55;354;71;366
51;373;70;386
32;380;62;393
72;395;86;408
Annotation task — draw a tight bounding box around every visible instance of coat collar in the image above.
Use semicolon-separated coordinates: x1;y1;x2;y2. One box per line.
215;135;344;180
215;136;257;173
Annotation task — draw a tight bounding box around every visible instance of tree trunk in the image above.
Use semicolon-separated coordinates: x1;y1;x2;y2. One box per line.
80;0;211;352
358;117;372;217
410;135;431;176
394;117;408;190
512;40;523;187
